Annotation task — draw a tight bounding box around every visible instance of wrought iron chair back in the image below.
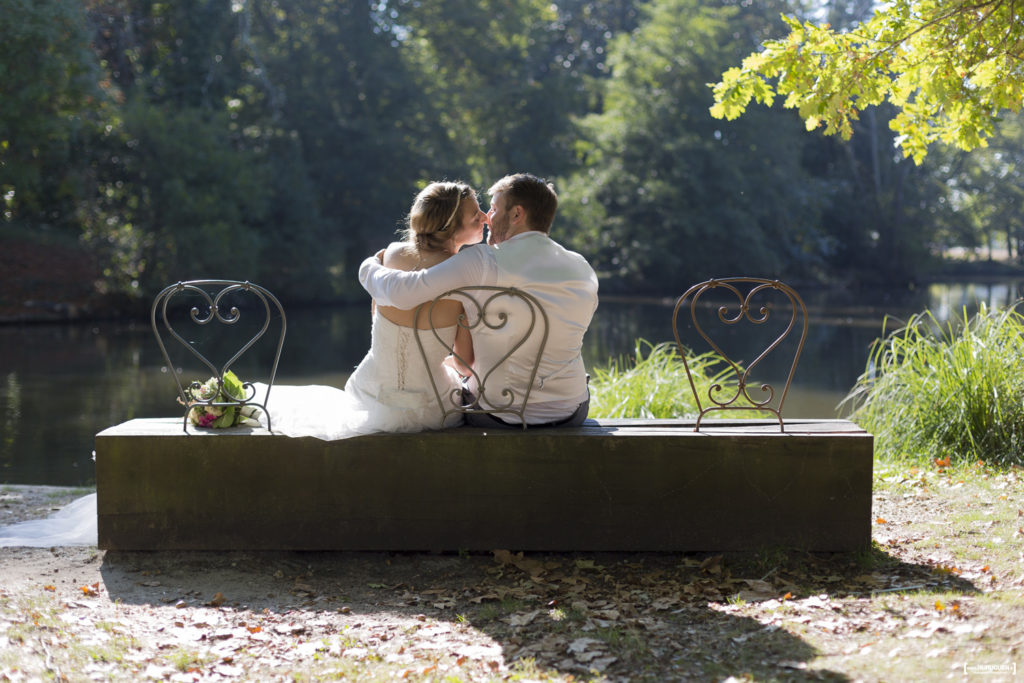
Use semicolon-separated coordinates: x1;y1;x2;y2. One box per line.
151;280;287;432
672;277;808;432
413;286;549;429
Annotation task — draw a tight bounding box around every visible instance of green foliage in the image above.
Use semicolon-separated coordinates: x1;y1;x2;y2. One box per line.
589;339;731;419
4;0;1023;305
394;0;635;185
252;0;448;282
843;304;1024;465
559;0;832;291
944;113;1024;264
0;0;104;229
83;101;270;294
710;1;1024;162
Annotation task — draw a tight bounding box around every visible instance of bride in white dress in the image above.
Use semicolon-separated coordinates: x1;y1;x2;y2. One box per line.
256;181;486;439
0;181;487;547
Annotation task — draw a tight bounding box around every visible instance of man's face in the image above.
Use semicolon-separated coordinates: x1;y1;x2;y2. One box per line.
486;191;511;244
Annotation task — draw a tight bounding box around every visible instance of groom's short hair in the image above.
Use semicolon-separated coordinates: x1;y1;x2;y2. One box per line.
488;173;558;234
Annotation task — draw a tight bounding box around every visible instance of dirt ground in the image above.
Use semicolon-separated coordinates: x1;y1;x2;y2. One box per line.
1;466;1023;682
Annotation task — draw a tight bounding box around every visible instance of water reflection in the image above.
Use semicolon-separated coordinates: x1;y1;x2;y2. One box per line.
926;281;1023;321
1;281;1021;487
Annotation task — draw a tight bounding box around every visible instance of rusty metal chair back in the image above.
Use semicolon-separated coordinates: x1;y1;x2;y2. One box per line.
672;278;807;432
414;286;549;429
151;280;287;432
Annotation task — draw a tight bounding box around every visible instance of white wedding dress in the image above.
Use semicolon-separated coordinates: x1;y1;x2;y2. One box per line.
0;311;463;548
256;310;464;438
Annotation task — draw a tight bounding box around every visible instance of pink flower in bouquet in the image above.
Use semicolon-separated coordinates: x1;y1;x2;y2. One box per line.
181;371;260;429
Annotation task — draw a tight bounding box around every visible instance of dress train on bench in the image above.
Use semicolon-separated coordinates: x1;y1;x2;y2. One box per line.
254;311;463;439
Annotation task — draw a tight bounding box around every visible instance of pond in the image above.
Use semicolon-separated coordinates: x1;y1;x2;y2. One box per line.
2;280;1021;487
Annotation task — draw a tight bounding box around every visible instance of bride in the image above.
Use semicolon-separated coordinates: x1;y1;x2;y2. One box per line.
256;180;486;439
0;181;487;547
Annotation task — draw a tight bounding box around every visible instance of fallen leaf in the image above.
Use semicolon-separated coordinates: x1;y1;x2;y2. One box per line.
506;610;543;626
493;549;547;577
207;592;227;607
650;597;678;610
590;655;618;672
700;555;723;574
80;583;100;597
568;637;603;655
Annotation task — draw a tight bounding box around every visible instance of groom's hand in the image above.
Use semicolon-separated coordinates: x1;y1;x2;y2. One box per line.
374;248;385;264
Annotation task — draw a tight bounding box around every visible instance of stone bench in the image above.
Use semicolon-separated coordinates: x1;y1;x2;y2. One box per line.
98;277;874;552
94;416;872;552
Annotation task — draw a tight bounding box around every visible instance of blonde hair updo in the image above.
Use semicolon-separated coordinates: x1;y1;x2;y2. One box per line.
403;181;475;253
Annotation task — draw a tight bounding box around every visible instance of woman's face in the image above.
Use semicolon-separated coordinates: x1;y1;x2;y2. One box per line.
452;196;487;248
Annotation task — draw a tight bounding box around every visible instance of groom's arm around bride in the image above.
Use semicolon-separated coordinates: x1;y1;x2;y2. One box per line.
359;173;598;427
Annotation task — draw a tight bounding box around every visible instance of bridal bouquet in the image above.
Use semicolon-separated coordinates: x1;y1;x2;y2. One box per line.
181;370;261;428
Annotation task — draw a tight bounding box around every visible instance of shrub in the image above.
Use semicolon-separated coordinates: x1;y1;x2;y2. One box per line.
842;303;1024;465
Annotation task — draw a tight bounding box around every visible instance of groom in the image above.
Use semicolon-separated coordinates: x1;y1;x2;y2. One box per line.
359;172;599;427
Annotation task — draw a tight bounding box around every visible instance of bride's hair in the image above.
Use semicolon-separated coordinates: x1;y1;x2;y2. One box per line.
403;181;475;253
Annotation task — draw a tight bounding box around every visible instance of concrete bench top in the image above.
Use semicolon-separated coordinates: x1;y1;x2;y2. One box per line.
97;416;869;437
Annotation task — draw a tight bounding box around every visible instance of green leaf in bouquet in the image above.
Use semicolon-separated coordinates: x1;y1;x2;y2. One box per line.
212;405;237;428
222;370;245;401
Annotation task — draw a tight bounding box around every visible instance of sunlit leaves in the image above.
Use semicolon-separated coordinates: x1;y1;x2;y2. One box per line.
710;1;1024;162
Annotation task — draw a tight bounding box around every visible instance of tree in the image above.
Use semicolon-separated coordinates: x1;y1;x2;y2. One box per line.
710;0;1024;162
0;0;104;231
559;0;832;292
947;112;1024;262
249;0;451;286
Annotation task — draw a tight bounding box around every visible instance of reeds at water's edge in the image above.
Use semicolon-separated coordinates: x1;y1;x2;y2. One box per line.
840;303;1024;466
588;339;759;421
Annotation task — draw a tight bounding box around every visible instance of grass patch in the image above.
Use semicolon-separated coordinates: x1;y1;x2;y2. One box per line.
843;303;1024;466
589;338;762;419
592;625;650;659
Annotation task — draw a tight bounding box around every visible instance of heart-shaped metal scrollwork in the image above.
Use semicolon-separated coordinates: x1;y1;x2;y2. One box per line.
414;286;548;430
151;280;286;432
672;278;807;432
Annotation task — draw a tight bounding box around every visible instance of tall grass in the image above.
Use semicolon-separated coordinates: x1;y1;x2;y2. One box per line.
842;303;1024;465
588;339;735;419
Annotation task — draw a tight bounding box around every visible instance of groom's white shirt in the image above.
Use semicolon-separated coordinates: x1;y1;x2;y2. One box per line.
359;231;599;423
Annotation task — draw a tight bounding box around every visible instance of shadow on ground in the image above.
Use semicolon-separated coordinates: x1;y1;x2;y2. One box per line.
97;544;978;680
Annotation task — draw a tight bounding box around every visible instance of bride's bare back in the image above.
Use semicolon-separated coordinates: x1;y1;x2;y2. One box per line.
375;242;465;329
